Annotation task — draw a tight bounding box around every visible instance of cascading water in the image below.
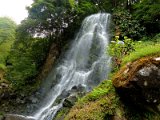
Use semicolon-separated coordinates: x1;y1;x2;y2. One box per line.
28;13;111;120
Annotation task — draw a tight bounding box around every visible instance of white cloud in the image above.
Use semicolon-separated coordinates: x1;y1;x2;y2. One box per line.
0;0;33;24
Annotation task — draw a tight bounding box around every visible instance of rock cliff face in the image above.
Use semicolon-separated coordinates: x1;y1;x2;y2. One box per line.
113;56;160;108
36;43;60;81
0;70;11;101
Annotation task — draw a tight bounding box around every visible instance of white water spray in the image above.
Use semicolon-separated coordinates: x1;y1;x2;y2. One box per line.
31;13;111;120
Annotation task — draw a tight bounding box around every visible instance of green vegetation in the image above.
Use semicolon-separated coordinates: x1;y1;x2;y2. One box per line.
0;40;13;70
0;17;16;71
0;17;16;44
133;0;160;36
108;36;135;59
0;0;158;93
108;36;135;72
65;80;160;120
108;33;160;72
113;9;145;40
65;80;122;120
122;42;160;65
54;108;70;120
0;1;159;119
6;37;52;92
79;80;114;103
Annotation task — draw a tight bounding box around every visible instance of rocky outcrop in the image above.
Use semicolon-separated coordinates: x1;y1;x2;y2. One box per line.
0;70;9;91
113;56;160;108
63;94;78;108
36;43;60;81
0;70;11;101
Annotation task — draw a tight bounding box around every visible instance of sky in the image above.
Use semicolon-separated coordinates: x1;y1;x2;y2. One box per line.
0;0;33;24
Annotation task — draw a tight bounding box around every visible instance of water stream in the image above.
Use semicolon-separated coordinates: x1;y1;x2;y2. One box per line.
27;13;111;120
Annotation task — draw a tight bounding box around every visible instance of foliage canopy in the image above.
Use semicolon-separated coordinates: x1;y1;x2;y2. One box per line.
0;17;16;44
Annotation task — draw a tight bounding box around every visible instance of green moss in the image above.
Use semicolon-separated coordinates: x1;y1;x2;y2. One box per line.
54;108;70;120
79;80;114;103
122;43;160;65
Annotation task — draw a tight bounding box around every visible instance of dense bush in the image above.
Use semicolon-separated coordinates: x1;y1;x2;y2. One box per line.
0;17;16;70
6;37;52;91
112;9;145;40
133;0;160;36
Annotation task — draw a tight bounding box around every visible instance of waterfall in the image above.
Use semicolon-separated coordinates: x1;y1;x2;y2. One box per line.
31;13;111;120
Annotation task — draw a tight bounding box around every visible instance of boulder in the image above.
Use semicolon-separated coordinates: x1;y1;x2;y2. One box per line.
63;95;78;108
62;85;86;108
113;56;160;107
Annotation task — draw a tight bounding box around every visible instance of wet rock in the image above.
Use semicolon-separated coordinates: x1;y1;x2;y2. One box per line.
36;43;60;81
63;94;78;108
59;90;70;100
16;98;25;104
28;96;39;104
0;82;10;100
4;114;35;120
69;84;85;94
54;85;86;107
113;56;160;108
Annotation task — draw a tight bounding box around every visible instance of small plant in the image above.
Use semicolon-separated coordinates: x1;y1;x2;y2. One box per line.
108;36;134;58
108;36;135;71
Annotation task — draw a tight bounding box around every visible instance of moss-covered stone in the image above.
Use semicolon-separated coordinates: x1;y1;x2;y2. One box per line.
113;55;160;108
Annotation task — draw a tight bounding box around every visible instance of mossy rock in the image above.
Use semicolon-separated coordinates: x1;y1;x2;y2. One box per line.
113;55;160;108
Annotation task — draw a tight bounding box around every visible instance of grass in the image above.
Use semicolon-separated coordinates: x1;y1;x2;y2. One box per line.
79;80;114;103
122;42;160;65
